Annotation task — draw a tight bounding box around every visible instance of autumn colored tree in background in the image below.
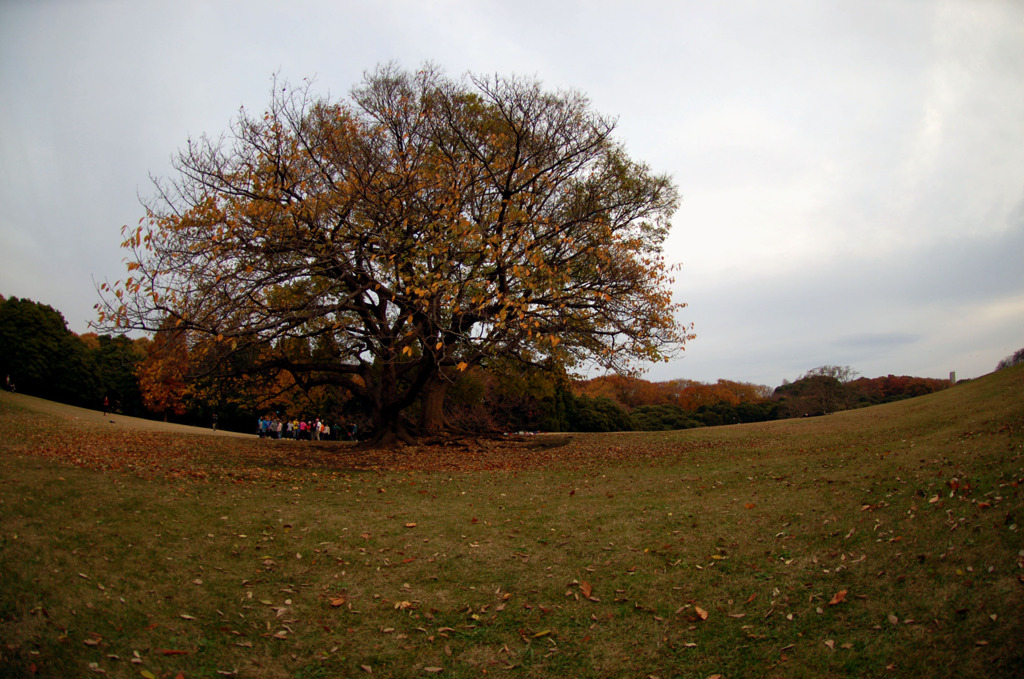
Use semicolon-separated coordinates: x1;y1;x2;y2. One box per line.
576;374;771;412
847;374;951;405
97;64;691;446
772;365;952;418
134;325;188;421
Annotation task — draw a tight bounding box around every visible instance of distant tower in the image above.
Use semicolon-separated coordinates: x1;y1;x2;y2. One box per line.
950;371;956;385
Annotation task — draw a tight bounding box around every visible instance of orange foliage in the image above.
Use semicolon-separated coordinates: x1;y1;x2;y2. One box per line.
135;329;188;418
576;375;770;412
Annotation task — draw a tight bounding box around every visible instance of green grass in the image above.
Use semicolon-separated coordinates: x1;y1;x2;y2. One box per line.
1;366;1023;677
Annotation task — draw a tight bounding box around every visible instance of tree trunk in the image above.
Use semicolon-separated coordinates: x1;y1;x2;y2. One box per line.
362;396;418;448
360;362;443;448
419;373;449;435
363;422;417;448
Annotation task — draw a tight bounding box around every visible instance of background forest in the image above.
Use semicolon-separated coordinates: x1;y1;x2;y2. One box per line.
1;294;990;438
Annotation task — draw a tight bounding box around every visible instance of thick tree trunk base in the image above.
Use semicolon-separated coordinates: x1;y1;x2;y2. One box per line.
359;425;418;449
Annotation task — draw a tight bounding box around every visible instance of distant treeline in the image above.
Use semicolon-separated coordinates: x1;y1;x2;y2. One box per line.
562;368;954;432
3;295;1001;436
0;296;148;416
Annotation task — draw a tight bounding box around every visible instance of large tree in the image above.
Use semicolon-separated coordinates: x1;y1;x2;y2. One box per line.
97;64;692;445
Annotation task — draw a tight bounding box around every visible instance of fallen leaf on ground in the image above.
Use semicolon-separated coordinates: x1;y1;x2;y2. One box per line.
828;590;848;605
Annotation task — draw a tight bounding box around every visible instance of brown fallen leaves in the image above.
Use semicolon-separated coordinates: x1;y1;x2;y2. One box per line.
566;580;600;602
580;581;594;599
828;589;848;606
5;406;735;480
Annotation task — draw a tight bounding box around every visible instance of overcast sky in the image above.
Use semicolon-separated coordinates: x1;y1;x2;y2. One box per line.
2;0;1022;388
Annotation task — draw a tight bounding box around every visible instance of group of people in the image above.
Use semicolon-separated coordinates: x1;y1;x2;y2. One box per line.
258;416;343;441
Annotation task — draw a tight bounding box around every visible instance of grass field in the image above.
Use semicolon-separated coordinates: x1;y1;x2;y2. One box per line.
1;366;1023;678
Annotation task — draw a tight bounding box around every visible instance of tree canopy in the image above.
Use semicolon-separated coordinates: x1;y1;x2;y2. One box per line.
97;64;692;445
1;296;146;412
